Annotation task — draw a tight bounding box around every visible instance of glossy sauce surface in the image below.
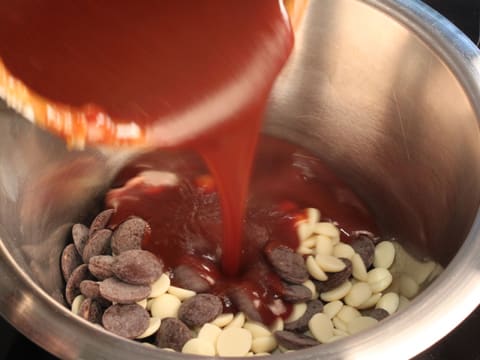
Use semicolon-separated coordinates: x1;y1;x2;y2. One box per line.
1;1;376;324
106;136;377;323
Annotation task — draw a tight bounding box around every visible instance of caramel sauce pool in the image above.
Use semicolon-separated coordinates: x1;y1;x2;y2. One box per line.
0;0;376;324
106;136;376;323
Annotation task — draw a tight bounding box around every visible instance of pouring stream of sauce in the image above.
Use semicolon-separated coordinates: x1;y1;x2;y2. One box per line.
0;0;293;276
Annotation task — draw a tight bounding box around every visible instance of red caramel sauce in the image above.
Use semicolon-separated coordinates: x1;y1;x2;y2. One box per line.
0;0;292;276
106;136;376;323
0;1;376;324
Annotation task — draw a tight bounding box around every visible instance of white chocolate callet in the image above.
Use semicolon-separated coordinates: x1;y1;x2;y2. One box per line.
136;317;161;339
71;294;86;315
376;292;400;315
251;336;277;354
146;298;154;311
306;208;321;225
296;221;313;242
320;281;352;302
254;352;271;357
243;321;272;338
388;243;409;268
302;280;318;300
332;316;348;331
149;273;171;298
216;327;252;357
308;313;334;343
333;328;349;337
143;342;157;348
385;275;401;294
297;246;314;255
426;263;444;284
167;286;196;300
336;305;361;324
136;298;148;309
344;282;372;307
373;241;395;269
347;316;378;335
390;242;438;285
315;254;346;272
306;255;328;281
182;338;216;356
356;292;382;310
325;334;348;344
312;222;340;244
399;274;419;299
415;260;436;285
285;303;307;323
212;313;234;328
351;253;368;281
325;335;347;343
150;293;181;319
323;300;343;319
398;295;411;311
367;268;393;293
314;235;333;256
198;323;222;345
301;237;317;249
225;312;246;329
270;318;284;332
333;243;355;260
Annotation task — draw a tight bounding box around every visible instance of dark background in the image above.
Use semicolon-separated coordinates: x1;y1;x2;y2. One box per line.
424;0;479;46
0;1;478;359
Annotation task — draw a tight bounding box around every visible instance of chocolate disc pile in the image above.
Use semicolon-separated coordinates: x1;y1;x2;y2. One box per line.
61;207;442;356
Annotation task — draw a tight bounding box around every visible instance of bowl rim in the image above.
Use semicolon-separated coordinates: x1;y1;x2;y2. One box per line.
0;0;480;359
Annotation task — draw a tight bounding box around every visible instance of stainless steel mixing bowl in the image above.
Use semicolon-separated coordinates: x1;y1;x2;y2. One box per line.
1;0;480;359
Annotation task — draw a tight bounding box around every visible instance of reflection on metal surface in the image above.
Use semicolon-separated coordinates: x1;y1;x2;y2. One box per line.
267;0;480;266
0;0;480;359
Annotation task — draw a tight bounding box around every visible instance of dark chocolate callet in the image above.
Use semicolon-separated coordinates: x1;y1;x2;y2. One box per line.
79;298;103;324
99;277;151;304
72;223;89;255
284;300;324;333
282;284;312;303
79;280;111;307
173;264;211;293
361;308;389;321
61;243;83;282
155;317;193;351
314;258;352;293
112;249;163;285
265;244;309;284
228;287;262;323
65;264;93;305
178;294;223;327
102;303;149;339
111;217;149;255
82;228;112;264
80;280;101;299
88;255;115;280
350;234;376;268
89;208;115;236
350;230;382;245
274;331;319;350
